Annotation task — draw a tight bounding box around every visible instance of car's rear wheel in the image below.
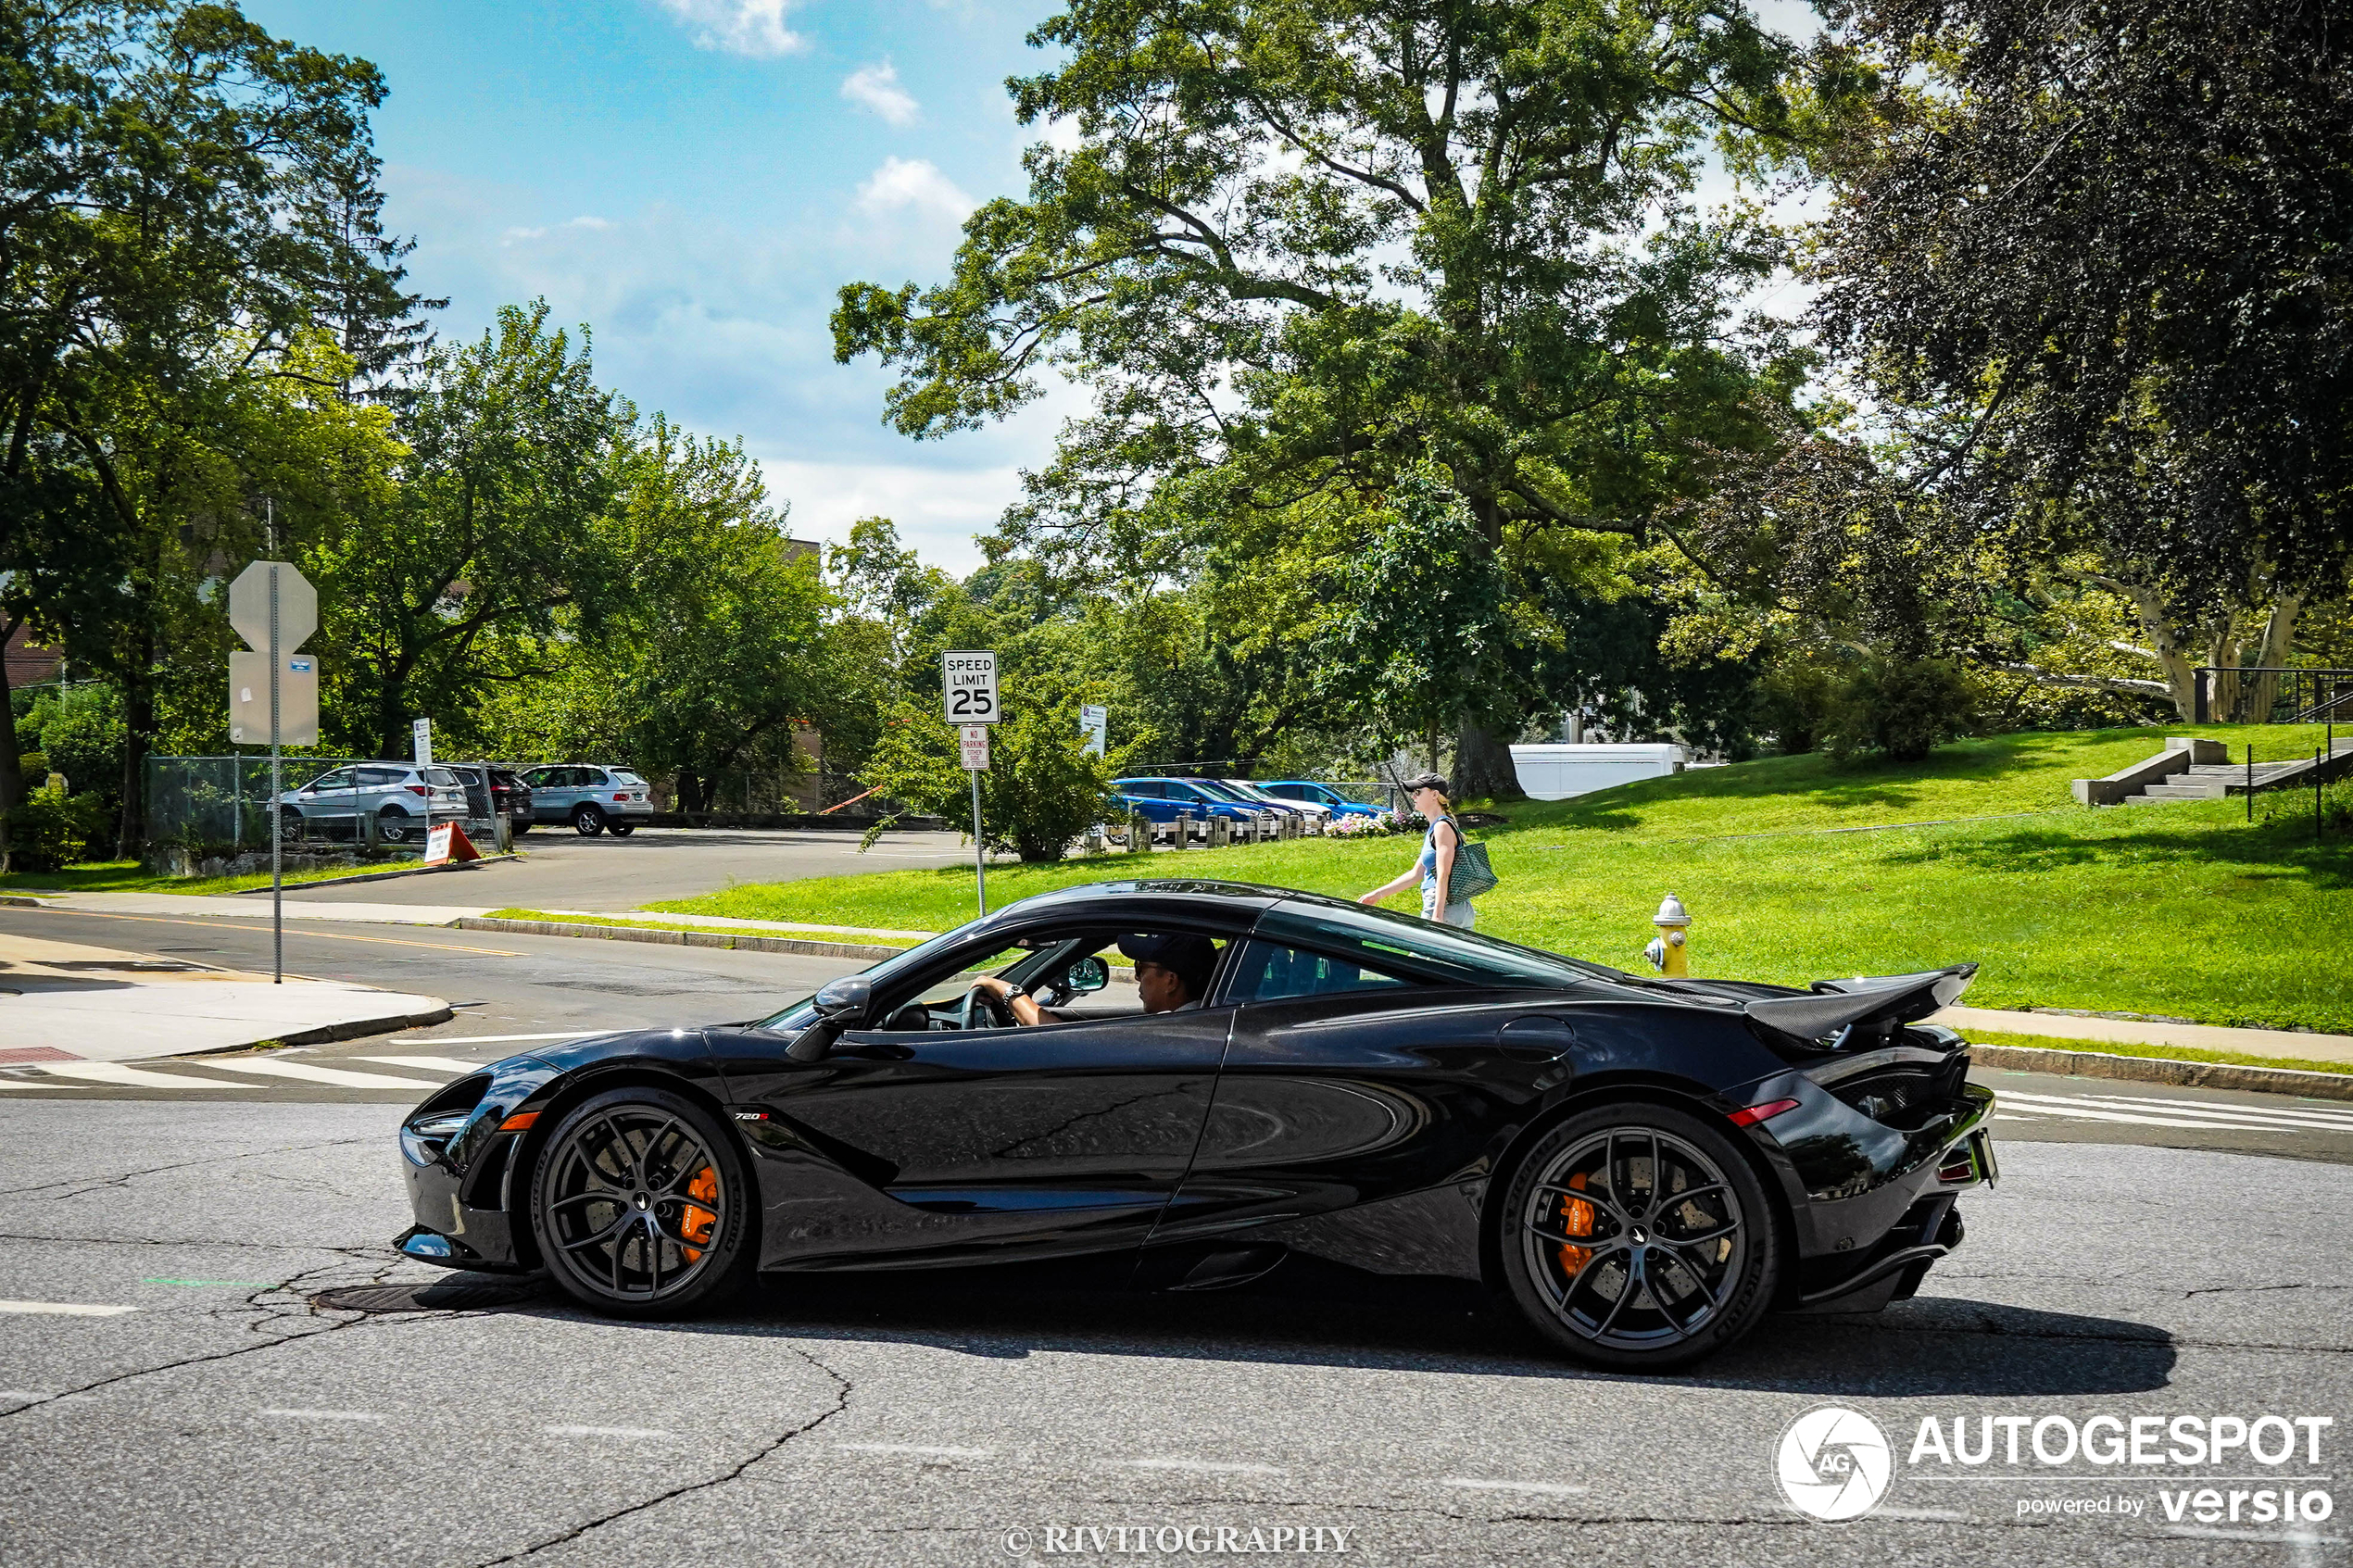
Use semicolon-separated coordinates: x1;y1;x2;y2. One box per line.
608;822;635;837
573;803;606;835
376;806;411;843
509;815;532;835
528;1087;754;1318
1498;1103;1781;1371
277;808;305;843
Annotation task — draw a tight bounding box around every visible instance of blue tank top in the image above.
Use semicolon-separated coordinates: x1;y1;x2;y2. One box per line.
1418;816;1457;894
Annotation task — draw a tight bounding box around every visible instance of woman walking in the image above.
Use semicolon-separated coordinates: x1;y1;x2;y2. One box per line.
1360;771;1478;928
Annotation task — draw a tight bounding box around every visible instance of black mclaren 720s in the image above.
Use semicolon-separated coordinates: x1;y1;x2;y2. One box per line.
395;880;1996;1370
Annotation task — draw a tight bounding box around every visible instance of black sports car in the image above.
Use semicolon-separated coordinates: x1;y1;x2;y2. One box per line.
395;880;1995;1369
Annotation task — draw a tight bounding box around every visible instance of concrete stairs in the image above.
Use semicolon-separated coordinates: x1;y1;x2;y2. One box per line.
2076;735;2353;807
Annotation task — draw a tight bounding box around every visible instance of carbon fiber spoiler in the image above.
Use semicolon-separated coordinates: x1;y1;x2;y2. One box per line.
1743;964;1979;1043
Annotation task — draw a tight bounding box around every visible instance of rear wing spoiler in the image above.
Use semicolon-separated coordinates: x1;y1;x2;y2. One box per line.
1743;964;1978;1044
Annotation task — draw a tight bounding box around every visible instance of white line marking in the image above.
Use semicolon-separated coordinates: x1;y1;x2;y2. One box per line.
386;1032;591;1046
1982;1097;2297;1132
197;1059;446;1089
32;1062;244;1089
1113;1458;1286;1475
2060;1092;2353;1127
1441;1478;1588;1497
837;1442;991;1458
546;1424;676;1440
260;1408;384;1422
0;1299;137;1317
1997;1090;2353;1133
355;1056;485;1074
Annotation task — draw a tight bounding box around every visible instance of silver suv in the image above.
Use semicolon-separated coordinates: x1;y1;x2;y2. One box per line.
522;764;654;836
277;763;468;844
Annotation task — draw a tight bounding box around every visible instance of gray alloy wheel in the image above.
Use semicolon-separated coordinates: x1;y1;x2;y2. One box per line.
375;806;411;843
1498;1102;1782;1371
573;803;606;836
527;1087;755;1318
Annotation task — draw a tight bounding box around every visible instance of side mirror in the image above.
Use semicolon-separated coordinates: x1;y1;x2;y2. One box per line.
812;976;873;1023
1068;956;1109;994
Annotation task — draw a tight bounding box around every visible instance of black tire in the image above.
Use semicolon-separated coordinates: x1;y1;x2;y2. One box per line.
527;1086;756;1319
510;816;532;835
277;808;305;843
375;806;411;843
1498;1101;1782;1371
608;822;635;837
573;803;606;836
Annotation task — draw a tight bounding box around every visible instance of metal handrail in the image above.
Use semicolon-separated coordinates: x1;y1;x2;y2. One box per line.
2193;667;2353;724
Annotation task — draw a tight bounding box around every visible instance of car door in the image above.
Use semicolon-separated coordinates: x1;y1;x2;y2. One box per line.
1151;925;1541;1256
711;940;1237;1267
296;767;356;822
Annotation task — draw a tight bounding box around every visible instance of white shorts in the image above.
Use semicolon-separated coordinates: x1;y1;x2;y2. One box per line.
1421;892;1477;928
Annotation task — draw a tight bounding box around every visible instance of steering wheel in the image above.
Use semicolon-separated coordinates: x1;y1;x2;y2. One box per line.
959;984;1014;1031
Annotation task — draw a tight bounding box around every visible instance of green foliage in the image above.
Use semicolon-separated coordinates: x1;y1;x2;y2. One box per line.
15;684;125;803
4;777;108;872
1823;659;1980;763
860;699;1120;862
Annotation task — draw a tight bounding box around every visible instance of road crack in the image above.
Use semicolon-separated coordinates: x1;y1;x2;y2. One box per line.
475;1344;854;1566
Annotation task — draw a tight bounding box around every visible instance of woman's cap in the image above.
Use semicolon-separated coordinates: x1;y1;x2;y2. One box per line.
1400;771;1448;794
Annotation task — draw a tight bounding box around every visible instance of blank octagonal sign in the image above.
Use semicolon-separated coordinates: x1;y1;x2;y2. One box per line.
227;559;317;653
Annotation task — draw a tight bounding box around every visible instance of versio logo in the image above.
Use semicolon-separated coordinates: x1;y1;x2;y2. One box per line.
1778;1406;1894;1521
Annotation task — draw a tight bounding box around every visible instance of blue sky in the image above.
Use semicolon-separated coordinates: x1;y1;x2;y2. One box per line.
247;1;1080;571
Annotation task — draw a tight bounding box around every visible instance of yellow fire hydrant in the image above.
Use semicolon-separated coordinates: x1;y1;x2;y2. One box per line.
1644;892;1691;978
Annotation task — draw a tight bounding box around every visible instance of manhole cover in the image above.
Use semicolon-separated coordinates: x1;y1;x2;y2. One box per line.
313;1281;539;1313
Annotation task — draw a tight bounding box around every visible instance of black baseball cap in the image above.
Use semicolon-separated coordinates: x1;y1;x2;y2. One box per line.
1399;771;1448;793
1117;932;1217;994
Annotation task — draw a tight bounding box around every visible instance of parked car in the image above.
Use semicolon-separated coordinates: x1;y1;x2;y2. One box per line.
1216;778;1333;829
1260;780;1387;820
522;764;655;836
276;763;468;844
443;763;532;827
1111;777;1268;840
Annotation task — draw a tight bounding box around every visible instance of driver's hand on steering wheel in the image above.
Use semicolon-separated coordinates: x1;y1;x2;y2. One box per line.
971;975;1043;1027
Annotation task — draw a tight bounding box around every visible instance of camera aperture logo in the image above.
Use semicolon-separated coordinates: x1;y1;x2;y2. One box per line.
1778;1405;1894;1521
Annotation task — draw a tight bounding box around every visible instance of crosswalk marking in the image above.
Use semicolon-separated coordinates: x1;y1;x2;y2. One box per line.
1997;1089;2353;1134
198;1059;446;1089
0;1299;137;1317
356;1056;488;1074
2063;1090;2353;1124
34;1062;244;1088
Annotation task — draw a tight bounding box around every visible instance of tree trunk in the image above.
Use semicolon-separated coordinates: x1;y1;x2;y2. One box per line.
1453;718;1525;803
115;658;154;859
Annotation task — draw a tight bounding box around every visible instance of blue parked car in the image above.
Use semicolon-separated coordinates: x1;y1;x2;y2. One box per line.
1112;777;1270;840
1261;780;1386;819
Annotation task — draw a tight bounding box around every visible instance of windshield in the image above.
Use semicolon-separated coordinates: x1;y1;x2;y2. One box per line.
423;767;461;786
1222;781;1277;802
1261;895;1634;990
1189;779;1255;803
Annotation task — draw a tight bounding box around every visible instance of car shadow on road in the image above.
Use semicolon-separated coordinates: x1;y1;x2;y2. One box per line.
482;1253;2177;1398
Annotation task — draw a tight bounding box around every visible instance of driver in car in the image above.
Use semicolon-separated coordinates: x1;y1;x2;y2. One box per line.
971;933;1217;1026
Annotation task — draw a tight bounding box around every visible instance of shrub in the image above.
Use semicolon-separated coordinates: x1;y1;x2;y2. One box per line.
860;699;1119;862
1752;662;1840;755
1825;658;1980;763
5;779;110;872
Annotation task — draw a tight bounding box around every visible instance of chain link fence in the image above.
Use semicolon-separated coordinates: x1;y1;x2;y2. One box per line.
145;755;507;874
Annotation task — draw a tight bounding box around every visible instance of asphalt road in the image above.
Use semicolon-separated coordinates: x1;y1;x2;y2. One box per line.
279;826;977;913
3;900;2349;1564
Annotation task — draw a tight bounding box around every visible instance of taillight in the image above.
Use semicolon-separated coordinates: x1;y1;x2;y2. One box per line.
614;793;627;802
1728;1098;1800;1127
407;784;428;797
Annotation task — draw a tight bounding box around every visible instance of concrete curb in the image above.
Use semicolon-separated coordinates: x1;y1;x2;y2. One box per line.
1970;1042;2353;1102
239;1002;458;1053
455;916;904;963
230;854;523;896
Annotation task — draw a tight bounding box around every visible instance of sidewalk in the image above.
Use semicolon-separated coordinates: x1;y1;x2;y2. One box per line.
9;891;492;925
1931;1004;2353;1067
0;931;448;1063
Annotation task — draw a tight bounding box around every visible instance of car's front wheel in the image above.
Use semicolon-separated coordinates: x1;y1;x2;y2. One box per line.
573;804;606;835
1498;1103;1781;1371
375;806;411;843
527;1087;755;1318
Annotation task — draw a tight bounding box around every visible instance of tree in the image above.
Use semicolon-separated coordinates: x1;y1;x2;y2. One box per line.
314;303;631;759
835;0;1826;791
860;697;1120;863
0;0;411;848
1809;0;2353;717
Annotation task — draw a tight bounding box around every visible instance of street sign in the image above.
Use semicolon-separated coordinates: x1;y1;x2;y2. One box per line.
229;652;320;746
960;724;991;771
413;717;433;766
942;650;999;724
227;560;316;653
1079;704;1108;757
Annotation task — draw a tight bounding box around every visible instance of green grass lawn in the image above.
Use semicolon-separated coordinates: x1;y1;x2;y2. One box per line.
652;722;2353;1035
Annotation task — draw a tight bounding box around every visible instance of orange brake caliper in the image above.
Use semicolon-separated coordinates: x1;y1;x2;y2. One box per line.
680;1167;719;1261
1556;1172;1595;1278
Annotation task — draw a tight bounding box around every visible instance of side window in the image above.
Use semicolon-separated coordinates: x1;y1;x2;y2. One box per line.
307;769;353;792
580;769;610;786
1121;782;1159;798
359;766;405;787
1224;939;1417;1004
522;769;550;788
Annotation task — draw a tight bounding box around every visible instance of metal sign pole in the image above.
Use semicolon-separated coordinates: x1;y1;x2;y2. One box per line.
970;768;987;916
269;563;283;984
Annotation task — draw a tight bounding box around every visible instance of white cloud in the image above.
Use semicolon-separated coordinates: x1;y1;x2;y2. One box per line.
653;0;805;58
841;60;920;127
855;157;973;220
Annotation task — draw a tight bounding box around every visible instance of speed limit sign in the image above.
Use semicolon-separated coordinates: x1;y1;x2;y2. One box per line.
942;650;999;724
